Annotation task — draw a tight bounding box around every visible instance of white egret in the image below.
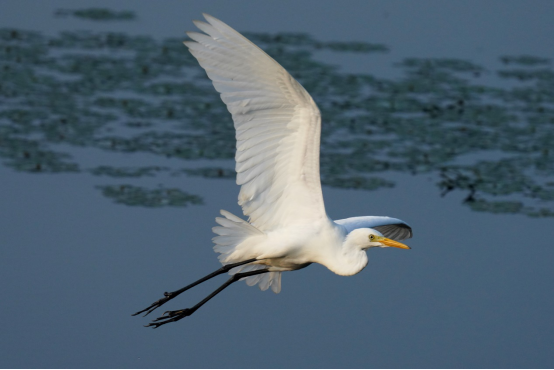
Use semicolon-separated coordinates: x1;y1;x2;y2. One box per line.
134;14;412;328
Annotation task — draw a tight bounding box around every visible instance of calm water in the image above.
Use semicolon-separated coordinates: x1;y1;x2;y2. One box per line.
1;1;553;368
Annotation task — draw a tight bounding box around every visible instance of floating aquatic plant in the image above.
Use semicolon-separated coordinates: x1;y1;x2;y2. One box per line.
0;10;552;215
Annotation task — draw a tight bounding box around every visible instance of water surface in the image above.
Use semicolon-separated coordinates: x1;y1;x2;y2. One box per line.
1;1;553;368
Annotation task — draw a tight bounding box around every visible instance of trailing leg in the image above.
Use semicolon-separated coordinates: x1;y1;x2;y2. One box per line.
132;258;258;317
145;268;270;328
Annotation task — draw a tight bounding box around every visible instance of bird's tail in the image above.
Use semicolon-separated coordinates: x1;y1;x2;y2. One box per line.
212;210;282;293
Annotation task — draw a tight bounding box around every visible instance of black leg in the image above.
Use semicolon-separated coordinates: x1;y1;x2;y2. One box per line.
132;258;258;317
145;268;270;328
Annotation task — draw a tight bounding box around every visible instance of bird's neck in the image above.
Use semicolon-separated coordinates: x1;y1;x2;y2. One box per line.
321;239;368;277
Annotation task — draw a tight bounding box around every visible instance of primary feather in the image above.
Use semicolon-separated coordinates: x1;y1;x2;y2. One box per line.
184;14;326;233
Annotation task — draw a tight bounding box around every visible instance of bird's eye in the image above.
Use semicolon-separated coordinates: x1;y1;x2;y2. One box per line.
369;235;375;241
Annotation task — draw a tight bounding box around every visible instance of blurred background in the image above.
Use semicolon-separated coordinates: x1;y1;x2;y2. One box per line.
1;0;553;367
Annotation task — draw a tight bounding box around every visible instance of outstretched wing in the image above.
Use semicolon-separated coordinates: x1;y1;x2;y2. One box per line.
185;14;326;231
334;216;413;241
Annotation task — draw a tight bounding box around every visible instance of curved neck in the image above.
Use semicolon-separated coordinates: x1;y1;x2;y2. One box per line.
321;239;368;276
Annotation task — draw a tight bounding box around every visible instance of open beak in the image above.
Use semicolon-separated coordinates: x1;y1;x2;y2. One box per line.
377;236;411;249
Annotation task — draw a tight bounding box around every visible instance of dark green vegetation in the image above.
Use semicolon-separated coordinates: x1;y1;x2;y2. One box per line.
97;184;202;207
1;10;553;216
55;8;136;21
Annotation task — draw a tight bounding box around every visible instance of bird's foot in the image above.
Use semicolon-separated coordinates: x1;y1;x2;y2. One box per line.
132;291;178;317
144;308;194;329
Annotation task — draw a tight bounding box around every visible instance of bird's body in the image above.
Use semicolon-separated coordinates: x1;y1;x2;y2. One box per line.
134;14;412;327
215;211;411;282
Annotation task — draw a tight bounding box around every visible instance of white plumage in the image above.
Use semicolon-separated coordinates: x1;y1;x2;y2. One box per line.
185;14;412;293
134;14;413;327
185;15;325;235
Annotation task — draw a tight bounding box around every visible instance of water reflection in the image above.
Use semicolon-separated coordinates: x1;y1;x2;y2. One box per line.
0;9;552;216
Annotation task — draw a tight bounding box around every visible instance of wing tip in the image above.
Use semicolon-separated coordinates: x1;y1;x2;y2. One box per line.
202;13;216;23
193;19;209;29
186;31;205;42
182;40;196;48
202;13;236;36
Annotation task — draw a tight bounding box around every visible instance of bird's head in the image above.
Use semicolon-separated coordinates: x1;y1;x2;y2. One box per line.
346;228;411;251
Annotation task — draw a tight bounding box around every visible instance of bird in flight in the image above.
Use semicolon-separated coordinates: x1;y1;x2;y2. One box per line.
133;14;412;328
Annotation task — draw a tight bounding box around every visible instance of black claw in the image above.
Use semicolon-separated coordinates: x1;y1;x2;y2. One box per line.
148;309;191;326
145;322;163;329
132;296;172;317
146;318;174;328
144;305;161;316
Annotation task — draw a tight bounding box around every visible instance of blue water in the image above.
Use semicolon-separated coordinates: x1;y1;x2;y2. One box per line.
1;1;553;367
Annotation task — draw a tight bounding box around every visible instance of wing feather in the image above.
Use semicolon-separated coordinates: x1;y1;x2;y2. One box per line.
185;14;326;231
334;216;413;241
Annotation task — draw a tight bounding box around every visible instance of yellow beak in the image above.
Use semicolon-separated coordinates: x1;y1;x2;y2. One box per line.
376;236;411;249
